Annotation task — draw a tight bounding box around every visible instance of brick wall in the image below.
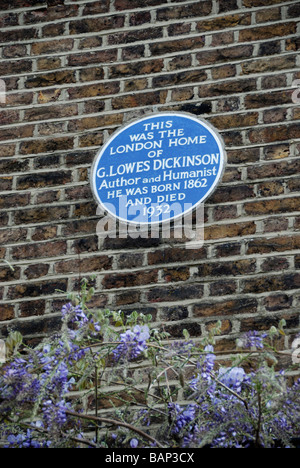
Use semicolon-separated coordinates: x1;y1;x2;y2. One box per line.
0;0;299;351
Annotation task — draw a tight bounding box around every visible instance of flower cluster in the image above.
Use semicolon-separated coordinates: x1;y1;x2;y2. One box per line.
168;403;196;435
239;330;268;350
113;325;150;362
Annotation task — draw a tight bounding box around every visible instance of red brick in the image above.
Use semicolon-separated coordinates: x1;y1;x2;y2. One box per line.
197;12;251;32
148;247;206;265
115;0;164;11
239;23;297;42
12;240;67;260
204;222;256;241
55;256;112;274
31;39;74;55
263;294;292;312
242;273;300;294
103;269;158;289
19;300;46;318
108;27;163;46
157;2;212;21
0;304;15;321
244;197;300;216
19;137;74;155
148;284;204;303
193;298;258;318
197;259;256;278
69;15;125;35
247;236;300;255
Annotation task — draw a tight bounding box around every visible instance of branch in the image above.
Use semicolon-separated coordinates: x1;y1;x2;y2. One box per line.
66;410;165;448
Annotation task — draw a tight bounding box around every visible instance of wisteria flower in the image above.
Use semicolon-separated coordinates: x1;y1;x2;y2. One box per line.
113;325;150;362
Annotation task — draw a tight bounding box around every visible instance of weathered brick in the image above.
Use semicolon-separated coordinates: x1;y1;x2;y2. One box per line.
25;70;76;88
150;36;205;56
164;321;202;339
245;90;292;109
197;45;253;66
14;206;69;225
7;279;68;300
67;82;120;100
102;269;158;289
263;217;289;233
213;242;242;258
112;90;167;110
167;22;192;37
239;23;297;42
261;257;290;273
247;236;300;255
31;39;74;55
162;267;190;283
12;240;67;260
193;298;258;318
248;124;300;144
160;306;189;322
0;304;15;321
69;15;125;35
157;2;212;21
19;137;74;155
24;5;78;23
109;59;164;78
0;0;299;350
0;27;38;44
148;284;204;303
115;0;163;9
16;171;72;190
198;79;256;98
240;314;299;333
263;294;293;312
197;12;251;32
115;291;140;306
0;59;32;77
241;56;296;75
108;27;163;46
0;126;34;143
55;255;112;274
153;70;207;88
204;222;256;240
0;266;21;282
19;300;46;318
24;104;78;122
196;259;256;278
263;144;290;161
0;192;30;209
257;180;285;197
0;176;13;191
209;280;237;296
242;273;300;294
148;247;206;265
244;197;300;216
24;264;50;280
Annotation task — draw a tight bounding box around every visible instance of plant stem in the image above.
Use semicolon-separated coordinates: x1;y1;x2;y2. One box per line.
66;410;165;448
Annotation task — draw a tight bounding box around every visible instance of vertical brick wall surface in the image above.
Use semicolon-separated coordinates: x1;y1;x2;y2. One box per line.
0;0;299;351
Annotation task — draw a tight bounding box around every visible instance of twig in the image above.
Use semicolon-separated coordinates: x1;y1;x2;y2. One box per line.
66;410;165;448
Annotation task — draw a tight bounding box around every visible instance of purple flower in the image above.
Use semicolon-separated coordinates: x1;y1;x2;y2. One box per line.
168;403;196;435
130;438;139;448
113;325;150;362
240;331;267;350
61;303;89;328
218;367;248;393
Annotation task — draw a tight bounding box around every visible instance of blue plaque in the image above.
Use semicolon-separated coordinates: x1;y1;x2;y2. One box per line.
91;112;226;225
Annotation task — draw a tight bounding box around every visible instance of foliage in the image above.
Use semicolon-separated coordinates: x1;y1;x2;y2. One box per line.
0;279;299;449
